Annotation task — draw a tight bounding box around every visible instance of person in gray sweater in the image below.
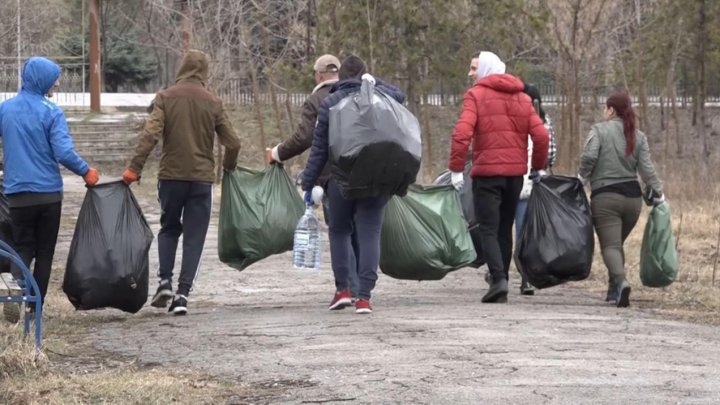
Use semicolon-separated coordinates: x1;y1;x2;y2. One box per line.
579;91;664;308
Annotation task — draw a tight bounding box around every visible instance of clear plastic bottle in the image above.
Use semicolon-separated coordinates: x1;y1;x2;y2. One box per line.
293;186;323;270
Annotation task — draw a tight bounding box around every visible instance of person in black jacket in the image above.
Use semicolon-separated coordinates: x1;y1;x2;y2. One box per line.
302;55;405;314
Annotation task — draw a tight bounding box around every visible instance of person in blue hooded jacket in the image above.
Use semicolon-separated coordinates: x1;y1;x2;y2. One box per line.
0;57;98;322
302;55;405;314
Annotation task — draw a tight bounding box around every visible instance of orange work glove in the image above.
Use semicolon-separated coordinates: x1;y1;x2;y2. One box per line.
83;167;99;186
122;168;140;185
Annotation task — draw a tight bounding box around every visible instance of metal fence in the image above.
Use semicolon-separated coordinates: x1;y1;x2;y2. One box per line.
2;68;720;107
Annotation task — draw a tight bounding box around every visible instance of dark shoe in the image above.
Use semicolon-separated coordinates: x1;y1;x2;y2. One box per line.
355;298;372;314
520;277;535;296
328;289;352;310
169;295;188;315
605;285;618;303
482;277;509;303
616;281;631;308
151;280;173;308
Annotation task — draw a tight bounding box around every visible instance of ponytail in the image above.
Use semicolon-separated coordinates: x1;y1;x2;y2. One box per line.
606;92;636;157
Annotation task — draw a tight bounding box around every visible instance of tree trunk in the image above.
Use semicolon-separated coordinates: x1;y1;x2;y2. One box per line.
365;0;375;72
571;60;582;173
696;0;709;160
422;92;433;181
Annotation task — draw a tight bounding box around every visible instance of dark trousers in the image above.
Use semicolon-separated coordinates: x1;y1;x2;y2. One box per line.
591;193;642;287
10;202;62;305
327;180;389;300
157;180;212;297
322;195;360;296
472;176;524;281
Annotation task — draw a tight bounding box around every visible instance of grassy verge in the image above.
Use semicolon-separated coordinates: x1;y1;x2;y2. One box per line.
0;282;261;404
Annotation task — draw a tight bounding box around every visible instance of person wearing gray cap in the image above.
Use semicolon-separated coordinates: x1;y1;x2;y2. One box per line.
266;54;360;299
267;54;340;166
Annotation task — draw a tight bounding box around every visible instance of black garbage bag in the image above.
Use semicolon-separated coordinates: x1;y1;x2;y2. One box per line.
433;162;484;267
514;175;594;289
0;187;11;273
63;180;154;313
328;78;422;199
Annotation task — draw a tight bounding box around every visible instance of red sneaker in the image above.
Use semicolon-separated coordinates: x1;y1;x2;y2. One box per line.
355;298;372;314
328;289;352;310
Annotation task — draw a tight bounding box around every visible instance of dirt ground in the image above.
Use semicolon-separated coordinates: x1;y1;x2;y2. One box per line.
27;172;713;405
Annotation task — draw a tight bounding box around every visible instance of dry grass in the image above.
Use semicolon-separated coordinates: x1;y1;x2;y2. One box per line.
0;366;252;405
0;276;254;404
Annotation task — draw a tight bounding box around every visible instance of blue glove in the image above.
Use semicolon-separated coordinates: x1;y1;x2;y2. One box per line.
304;190;313;206
529;169;547;184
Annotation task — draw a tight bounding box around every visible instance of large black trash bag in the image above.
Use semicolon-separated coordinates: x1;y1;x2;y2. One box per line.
0;186;11;273
514;175;594;289
328;79;422;199
433;162;485;268
63;181;154;313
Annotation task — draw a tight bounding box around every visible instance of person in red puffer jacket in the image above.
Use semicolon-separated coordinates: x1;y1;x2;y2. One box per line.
448;51;549;304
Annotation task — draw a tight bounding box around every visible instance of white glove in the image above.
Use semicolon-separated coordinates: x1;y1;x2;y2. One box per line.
451;171;464;191
651;194;666;206
361;73;376;85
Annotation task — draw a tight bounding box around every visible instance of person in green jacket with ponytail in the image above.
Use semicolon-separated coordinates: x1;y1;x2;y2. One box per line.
578;91;665;308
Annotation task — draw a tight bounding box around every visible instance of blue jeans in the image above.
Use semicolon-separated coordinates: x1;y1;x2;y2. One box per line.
515;198;529;241
326;180;389;300
322;195;360;296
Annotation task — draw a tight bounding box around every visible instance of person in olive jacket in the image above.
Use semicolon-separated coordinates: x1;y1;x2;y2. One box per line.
579;91;664;308
123;49;241;316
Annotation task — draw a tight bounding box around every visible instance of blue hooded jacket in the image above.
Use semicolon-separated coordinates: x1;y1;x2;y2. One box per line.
0;57;89;195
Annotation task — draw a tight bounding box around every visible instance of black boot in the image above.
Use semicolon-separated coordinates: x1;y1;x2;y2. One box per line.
520;276;535;296
482;276;509;303
616;280;631;308
605;284;618;303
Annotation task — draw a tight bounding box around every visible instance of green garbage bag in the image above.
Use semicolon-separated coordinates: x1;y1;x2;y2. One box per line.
219;164;305;271
380;184;477;281
640;202;678;287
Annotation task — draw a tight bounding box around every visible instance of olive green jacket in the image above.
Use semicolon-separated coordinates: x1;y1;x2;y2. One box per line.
579;118;662;195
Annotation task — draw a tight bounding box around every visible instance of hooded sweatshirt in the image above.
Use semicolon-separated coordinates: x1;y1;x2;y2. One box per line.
129;50;241;182
449;53;548;177
0;57;89;206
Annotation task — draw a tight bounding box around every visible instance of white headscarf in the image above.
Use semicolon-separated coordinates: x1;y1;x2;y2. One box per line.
476;51;506;79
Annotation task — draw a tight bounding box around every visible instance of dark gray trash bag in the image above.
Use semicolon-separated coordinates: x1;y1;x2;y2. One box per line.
328;78;422;199
63;180;154;313
514;175;593;289
434;162;485;268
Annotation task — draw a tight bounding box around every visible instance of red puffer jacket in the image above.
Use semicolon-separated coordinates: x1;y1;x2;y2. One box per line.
448;74;549;177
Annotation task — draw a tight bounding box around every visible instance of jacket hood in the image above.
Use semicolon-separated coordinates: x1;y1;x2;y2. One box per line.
477;74;525;94
330;78;362;93
21;57;61;96
176;50;209;84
